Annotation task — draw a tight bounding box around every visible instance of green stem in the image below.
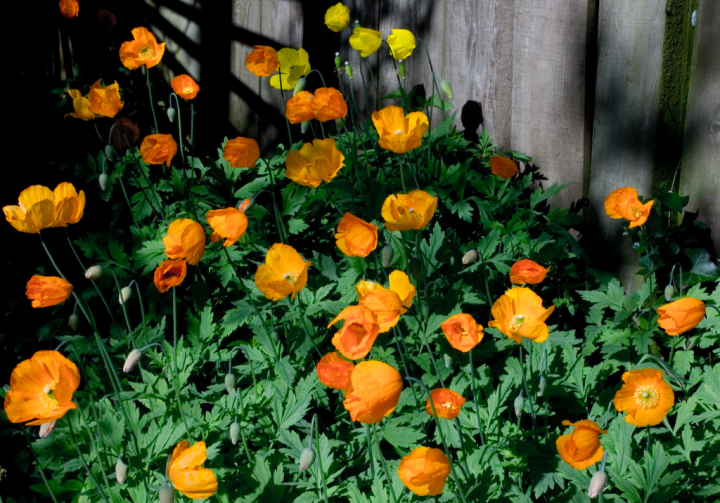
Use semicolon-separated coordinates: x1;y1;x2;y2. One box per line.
146;66;159;133
75;401;114;501
262;158;288;244
68;415;110;503
110;269;138;350
296;295;323;358
366;55;379;111
372;424;398;503
357;59;372;114
117;176;139;226
468;348;486;445
312;414;329;503
133;281;150;348
22;426;59;503
364;423;377;480
277;74;294;145
170;92;199;221
235;387;252;464
171;287;194;441
519;344;539;444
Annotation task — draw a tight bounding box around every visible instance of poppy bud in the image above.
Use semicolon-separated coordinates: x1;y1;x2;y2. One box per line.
514;393;524;418
587;470;607;498
68;314;79;332
537;375;547;397
229;422;240;445
632;242;640;249
381;245;394;267
99;173;108;191
443;354;452;369
293;77;307;96
299;447;316;472
354;20;360;28
39;420;57;438
119;286;132;304
664;284;675;302
116;455;128;484
85;265;103;280
123;349;143;373
334;52;342;70
462;250;478;265
397;60;406;79
225;373;236;393
440;78;454;100
344;62;353;79
159;483;174;503
408;257;422;280
167;107;176;123
301;121;310;134
105;145;115;160
335;118;345;131
239;197;255;212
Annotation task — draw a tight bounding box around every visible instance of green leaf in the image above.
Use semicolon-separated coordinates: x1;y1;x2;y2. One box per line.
677;248;720;286
529;183;573;209
287;218;309;235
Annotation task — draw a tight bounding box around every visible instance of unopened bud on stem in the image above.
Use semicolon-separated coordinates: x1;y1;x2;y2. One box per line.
123;349;143;373
239;197;255;212
514;392;524;418
440;78;454;100
335;118;345;131
462;250;478;265
293;77;307;96
397;60;406;79
443;354;452;369
99;173;108;191
159;483;174;503
537;375;547;397
119;286;132;304
105;145;115;160
334;52;341;70
301;121;310;134
225;373;236;393
664;284;675;302
85;265;103;280
39;420;57;438
68;314;79;332
167;107;176;123
381;245;394;268
116;455;128;484
587;470;607;498
299;447;316;472
230;422;240;445
344;62;353;79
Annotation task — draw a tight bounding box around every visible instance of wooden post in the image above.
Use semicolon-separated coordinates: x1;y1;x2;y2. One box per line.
679;0;720;255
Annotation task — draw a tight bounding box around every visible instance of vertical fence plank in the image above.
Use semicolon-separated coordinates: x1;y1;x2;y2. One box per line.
230;0;262;138
443;0;515;149
511;0;589;207
588;0;668;289
679;0;720;255
343;0;379;116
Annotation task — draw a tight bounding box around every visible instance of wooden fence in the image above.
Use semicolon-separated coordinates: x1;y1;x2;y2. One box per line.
147;0;719;284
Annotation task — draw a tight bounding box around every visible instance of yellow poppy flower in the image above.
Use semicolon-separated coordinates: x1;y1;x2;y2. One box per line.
349;27;382;58
254;243;311;301
65;89;95;121
388;270;415;308
269;48;311;90
324;3;351;32
371;105;429;153
381;190;438;231
169;441;218;499
285;139;345;188
488;287;555;344
4;183;85;233
387;29;416;60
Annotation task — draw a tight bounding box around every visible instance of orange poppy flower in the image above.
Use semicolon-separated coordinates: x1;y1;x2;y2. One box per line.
509;259;551;285
359;289;406;333
163;219;206;265
254;243;311;301
335;213;378;257
4;183;86;233
356;280;382;298
59;0;79;19
223;137;260;169
425;388;465;419
343;361;402;424
285;138;345;188
381;190;438;231
140;134;177;167
171;74;200;100
245;45;280;77
657;297;706;336
388;270;415;308
441;313;484;352
488;287;555;344
556;420;607;470
154;259;188;293
4;350;80;425
316;352;355;391
285;91;316;124
398;447;451;496
88;80;124;118
371;106;429;153
26;275;73;308
111;118;140;149
613;369;675;426
169;441;218;499
119;27;166;70
65;90;95;121
206;208;248;247
604;187;654;228
310;88;348;122
489;156;518;179
328;305;381;360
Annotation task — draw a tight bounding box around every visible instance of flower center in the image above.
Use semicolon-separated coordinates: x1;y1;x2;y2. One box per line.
182;87;194;95
631;207;642;218
283;271;299;286
634;385;659;409
394;129;403;134
454;323;469;338
510;314;525;332
441;401;454;410
39;380;59;412
139;44;156;61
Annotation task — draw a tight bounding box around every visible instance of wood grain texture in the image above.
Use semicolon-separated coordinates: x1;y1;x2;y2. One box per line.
443;0;514;148
679;0;720;255
230;0;262;138
588;0;668;289
343;0;379;116
511;0;589;207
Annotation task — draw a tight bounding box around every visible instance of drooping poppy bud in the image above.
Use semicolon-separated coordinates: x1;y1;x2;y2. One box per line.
293;77;307;96
537;375;547;397
509;259;551;285
301;121;310;134
443;354;452;369
397;60;406;79
229;422;240;445
85;265;103;280
99;173;108;191
39;420;57;438
587;470;607;498
381;245;394;267
167;107;176;123
440;78;453;100
116;455;128;484
225;373;236;393
123;349;143;373
159;483;174;503
462;249;478;265
299;447;316;472
105;145;115;160
664;284;675;302
119;286;132;304
68;314;79;332
514;393;524;418
238;197;255;212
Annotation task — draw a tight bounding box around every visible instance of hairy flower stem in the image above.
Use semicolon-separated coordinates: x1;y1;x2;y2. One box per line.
417;38;439;173
133;281;150;347
74;401;114;501
391;326;424;425
364;423;378;480
310;414;330;503
68;415;110;503
296;296;323;358
519;345;540;444
117;176;139;225
64;229;119;327
262;158;288;244
169;94;200;222
234;387;252;464
397;155;408;193
145;66;159;133
110;269;138;350
171;287;195;442
372;424;398;503
406;377;469;503
468;348;486;445
22;426;59;503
